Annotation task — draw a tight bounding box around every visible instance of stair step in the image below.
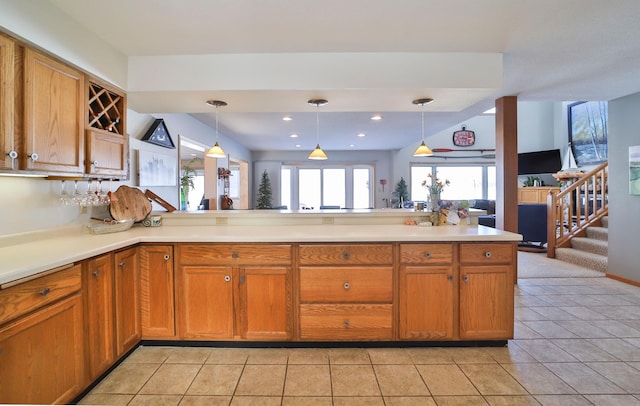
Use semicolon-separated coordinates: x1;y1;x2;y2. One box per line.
556;247;607;273
586;226;608;241
571;237;608;256
601;216;608;228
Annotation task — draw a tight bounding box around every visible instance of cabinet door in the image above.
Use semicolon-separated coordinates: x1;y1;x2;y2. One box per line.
140;245;175;338
0;34;15;170
114;248;140;357
459;265;513;340
23;48;84;173
399;265;454;340
239;266;291;340
0;294;84;405
83;253;115;381
86;129;128;177
179;265;234;339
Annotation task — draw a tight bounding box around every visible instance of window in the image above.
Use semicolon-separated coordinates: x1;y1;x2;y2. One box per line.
410;164;496;202
282;164;373;209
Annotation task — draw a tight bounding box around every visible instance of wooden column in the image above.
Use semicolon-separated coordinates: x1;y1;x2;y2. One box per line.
495;96;518;234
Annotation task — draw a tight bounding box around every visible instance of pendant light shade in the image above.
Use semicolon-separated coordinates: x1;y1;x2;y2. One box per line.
307;98;328;160
205;100;227;158
412;98;434;157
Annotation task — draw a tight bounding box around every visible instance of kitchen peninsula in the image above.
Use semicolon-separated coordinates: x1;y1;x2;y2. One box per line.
0;209;521;404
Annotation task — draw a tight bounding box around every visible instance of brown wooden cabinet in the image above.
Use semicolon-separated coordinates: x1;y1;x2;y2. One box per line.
298;244;393;340
114;248;140;357
518;187;560;204
83;253;115;381
0;33;16;171
177;244;292;340
459;243;514;340
85;77;128;178
23;48;85;174
398;243;455;340
0;265;84;405
139;245;175;338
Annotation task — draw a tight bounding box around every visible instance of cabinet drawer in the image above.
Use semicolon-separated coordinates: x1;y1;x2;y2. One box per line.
299;244;393;265
400;243;453;264
0;264;81;325
459;243;513;265
299;266;392;303
179;244;292;265
299;304;392;340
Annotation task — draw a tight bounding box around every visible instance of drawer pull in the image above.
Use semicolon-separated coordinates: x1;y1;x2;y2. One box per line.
447;275;453;281
343;282;350;290
232;252;239;259
92;269;100;277
119;261;125;268
342;252;350;260
343;320;350;328
7;150;18;159
424;252;432;259
239;275;246;283
29;152;39;161
163;254;170;261
462;275;469;282
39;287;51;296
485;251;492;258
224;275;231;282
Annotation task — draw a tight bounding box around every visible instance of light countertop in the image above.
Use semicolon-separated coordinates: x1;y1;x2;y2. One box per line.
0;211;517;286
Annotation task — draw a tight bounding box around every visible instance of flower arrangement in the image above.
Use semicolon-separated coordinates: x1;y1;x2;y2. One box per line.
421;172;450;194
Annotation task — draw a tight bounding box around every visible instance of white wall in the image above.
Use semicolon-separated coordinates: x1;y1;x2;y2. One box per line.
607;93;640;282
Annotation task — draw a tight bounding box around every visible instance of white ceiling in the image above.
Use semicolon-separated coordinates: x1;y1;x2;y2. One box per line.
47;0;640;155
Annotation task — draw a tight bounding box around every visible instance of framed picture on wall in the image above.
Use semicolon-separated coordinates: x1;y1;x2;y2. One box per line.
630;145;640;195
141;119;175;149
568;101;608;166
138;150;177;186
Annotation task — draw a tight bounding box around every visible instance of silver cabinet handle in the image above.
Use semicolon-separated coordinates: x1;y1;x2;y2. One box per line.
119;261;125;268
224;275;231;282
92;160;99;166
342;252;350;260
424;252;432;259
7;150;18;159
29;152;39;161
39;287;51;296
232;252;239;259
93;269;100;277
463;275;469;282
343;282;350;290
447;275;453;281
343;320;350;328
485;251;492;258
163;254;170;261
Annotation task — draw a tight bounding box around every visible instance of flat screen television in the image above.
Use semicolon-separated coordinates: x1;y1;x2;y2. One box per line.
518;149;562;175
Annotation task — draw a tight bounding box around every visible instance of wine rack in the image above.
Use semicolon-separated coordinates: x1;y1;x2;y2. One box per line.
88;82;124;134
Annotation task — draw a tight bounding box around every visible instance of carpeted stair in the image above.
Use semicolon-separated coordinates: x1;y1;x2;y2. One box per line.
555;216;608;273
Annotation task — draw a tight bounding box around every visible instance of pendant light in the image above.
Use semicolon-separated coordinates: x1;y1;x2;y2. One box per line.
307;98;328;160
412;98;434;157
205;100;227;158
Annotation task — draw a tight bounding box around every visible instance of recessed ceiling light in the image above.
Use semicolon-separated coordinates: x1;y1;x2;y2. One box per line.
371;114;383;121
295;144;301;148
290;133;299;138
357;133;365;138
349;144;356;147
282;116;292;121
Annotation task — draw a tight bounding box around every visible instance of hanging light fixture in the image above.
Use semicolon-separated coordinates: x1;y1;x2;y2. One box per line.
307;98;328;160
412;98;434;157
205;100;227;158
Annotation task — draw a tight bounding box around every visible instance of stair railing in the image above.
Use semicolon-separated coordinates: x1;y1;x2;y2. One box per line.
546;161;608;258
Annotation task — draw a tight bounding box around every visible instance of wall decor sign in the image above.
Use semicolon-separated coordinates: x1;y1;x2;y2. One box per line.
452;126;475;147
138;150;177;187
141;119;175;149
630;145;640;195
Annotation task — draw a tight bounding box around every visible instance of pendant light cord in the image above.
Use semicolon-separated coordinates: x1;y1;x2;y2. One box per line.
316;103;320;144
421;102;425;142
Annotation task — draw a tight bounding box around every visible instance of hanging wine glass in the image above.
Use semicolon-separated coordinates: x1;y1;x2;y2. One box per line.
59;180;70;205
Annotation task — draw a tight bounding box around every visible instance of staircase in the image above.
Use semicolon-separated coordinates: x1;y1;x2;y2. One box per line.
547;161;609;274
555;216;608;273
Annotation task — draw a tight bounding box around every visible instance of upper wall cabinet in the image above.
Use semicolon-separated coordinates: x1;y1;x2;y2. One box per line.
23;48;85;174
85;78;128;178
0;33;16;170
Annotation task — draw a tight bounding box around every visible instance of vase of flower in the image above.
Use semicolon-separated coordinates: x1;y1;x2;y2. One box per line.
421;172;449;213
429;192;441;212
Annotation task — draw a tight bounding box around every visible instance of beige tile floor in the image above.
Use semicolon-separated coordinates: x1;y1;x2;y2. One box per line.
80;274;640;406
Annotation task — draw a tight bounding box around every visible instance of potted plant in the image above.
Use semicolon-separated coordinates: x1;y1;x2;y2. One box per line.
180;157;201;210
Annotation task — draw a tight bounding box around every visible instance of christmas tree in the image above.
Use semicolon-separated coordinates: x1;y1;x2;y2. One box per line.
395;177;409;203
256;169;273;209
